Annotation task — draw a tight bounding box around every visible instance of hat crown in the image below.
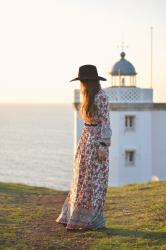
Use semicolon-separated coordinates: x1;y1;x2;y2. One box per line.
70;64;107;82
78;64;98;79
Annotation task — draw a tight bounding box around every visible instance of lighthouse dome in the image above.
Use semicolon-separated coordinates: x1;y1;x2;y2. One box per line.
110;52;137;76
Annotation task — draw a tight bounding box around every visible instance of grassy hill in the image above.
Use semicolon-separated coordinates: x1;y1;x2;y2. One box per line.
0;181;166;250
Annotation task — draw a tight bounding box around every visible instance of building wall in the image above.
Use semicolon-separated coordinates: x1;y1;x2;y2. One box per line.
110;110;152;186
152;111;166;180
73;109;84;157
108;112;120;186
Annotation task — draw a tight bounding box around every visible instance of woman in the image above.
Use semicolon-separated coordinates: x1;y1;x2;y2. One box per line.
56;64;112;231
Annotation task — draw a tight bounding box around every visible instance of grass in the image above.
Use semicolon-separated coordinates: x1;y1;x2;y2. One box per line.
0;181;166;249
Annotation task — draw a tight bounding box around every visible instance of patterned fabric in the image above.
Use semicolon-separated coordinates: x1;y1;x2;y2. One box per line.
55;89;112;230
94;90;112;152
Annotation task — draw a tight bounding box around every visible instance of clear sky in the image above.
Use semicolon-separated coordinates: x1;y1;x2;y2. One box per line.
0;0;165;103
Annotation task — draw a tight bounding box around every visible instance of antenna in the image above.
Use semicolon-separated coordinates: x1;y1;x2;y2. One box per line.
150;26;153;88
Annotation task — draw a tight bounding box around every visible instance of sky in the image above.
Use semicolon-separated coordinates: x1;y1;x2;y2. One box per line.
0;0;166;103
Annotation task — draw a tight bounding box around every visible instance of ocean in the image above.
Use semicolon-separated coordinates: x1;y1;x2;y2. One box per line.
0;103;74;191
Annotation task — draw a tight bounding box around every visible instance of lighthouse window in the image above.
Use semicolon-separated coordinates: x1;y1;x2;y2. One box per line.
121;78;125;86
125;115;135;129
125;150;135;166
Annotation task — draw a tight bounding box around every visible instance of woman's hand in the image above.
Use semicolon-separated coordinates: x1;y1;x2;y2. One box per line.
97;141;111;161
97;149;107;161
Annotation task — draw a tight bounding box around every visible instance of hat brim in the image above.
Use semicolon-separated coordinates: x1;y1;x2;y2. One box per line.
70;76;107;82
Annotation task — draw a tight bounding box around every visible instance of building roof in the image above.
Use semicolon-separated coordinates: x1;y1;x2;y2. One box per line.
110;52;137;76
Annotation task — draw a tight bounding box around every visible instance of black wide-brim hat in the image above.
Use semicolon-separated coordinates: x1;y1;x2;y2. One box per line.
70;64;107;82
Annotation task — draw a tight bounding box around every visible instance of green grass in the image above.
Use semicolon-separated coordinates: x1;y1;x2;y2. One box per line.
0;181;166;249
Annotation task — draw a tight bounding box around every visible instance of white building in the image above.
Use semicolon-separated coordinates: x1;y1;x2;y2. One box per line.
73;51;166;187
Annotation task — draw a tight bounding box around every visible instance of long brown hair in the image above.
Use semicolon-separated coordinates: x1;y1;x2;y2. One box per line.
79;79;101;122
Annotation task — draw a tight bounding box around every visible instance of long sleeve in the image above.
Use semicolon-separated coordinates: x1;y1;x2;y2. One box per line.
95;92;112;152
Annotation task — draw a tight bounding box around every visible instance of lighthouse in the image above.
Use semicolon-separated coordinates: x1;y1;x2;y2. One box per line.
108;51;153;186
73;51;166;187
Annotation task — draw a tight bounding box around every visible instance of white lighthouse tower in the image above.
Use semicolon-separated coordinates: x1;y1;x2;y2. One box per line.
73;51;166;187
108;51;153;186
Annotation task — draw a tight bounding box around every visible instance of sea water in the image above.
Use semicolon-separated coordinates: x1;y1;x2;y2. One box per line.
0;103;74;191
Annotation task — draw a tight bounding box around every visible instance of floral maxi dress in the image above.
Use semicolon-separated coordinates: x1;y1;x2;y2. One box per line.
55;89;112;230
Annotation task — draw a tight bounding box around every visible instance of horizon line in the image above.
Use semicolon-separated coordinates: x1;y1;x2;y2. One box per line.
0;102;73;105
